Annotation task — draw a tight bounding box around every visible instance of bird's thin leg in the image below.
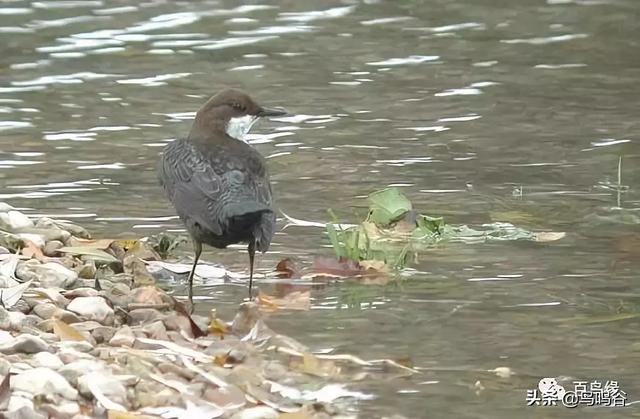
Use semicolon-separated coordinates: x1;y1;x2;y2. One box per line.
188;240;202;309
248;239;256;300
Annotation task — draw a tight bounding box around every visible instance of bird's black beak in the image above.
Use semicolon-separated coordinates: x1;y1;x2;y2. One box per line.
258;107;290;118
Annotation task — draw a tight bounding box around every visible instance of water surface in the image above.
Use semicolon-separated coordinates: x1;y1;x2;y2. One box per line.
1;0;640;417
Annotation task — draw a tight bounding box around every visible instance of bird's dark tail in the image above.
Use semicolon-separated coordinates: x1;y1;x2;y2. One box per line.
224;202;275;253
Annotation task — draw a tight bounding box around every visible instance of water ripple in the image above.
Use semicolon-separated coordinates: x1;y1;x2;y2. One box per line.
11;72;115;86
128;12;196;32
29;15;102;29
0;121;32;131
534;63;587;69
405;22;485;33
367;55;439;66
590;138;630;147
435;81;498;97
361;17;413;26
93;6;137;15
44;131;97;141
229;25;314;36
116;73;191;87
33;1;103;9
501;33;588;45
193;36;277;50
0;8;32;15
278;6;354;22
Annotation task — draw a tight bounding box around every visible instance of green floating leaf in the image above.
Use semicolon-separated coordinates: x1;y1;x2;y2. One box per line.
325;188;566;270
57;247;119;263
367;187;412;226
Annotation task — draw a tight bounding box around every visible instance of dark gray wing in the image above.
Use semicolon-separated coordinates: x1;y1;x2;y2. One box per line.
158;139;224;236
158;139;273;240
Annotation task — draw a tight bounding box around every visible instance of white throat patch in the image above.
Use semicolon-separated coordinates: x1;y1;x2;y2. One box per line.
226;115;258;143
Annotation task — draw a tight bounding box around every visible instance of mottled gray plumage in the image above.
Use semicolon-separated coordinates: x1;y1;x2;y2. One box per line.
157;88;286;306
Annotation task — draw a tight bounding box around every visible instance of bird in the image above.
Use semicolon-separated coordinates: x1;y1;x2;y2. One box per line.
157;88;287;307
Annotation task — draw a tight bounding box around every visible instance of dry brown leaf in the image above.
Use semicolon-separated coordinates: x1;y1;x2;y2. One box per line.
79;403;94;416
131;286;165;305
107;411;154;419
121;240;161;261
71;238;115;249
0;373;10;410
312;256;362;278
394;357;414;369
279;407;316;419
274;258;297;278
53;319;86;342
21;239;44;260
359;259;388;273
204;385;245;410
172;296;206;338
257;292;280;312
209;318;229;340
114;239;141;250
258;291;311;312
213;353;230;367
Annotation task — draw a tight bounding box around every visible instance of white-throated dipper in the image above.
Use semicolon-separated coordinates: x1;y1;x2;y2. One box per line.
158;88;287;306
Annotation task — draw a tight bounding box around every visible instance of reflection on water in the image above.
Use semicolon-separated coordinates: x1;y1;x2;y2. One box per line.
1;0;639;416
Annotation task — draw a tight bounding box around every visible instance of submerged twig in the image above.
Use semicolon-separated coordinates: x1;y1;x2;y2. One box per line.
271;345;420;373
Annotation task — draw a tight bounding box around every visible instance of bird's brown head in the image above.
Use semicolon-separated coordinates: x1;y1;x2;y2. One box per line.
188;88;288;143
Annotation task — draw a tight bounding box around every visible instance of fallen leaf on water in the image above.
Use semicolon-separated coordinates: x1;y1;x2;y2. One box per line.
275;345;419;373
57;246;119;263
296;352;340;378
257;292;280;312
394;357;414;369
21;239;44;260
0;280;32;308
359;259;388;273
358;259;390;285
367;187;413;226
209;318;229;339
53;319;86;342
275;258;297;278
258;291;311;312
144;260;242;280
491;366;514;378
311;256;362;278
533;232;566;242
301;383;375;403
